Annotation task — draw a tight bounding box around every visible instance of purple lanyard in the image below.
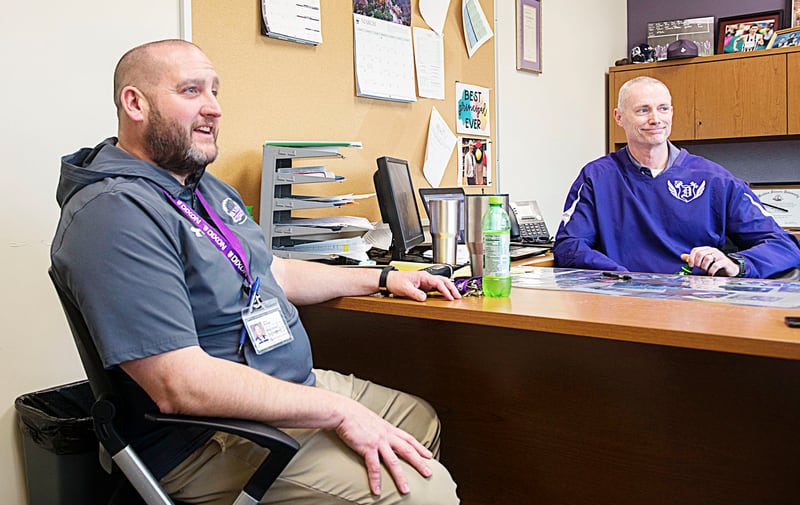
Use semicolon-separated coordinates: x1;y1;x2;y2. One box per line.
163;190;252;284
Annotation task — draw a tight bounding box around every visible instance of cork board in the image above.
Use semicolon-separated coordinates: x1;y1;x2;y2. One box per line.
192;0;496;222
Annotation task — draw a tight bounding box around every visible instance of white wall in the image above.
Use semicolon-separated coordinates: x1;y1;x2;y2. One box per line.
0;1;625;503
495;1;627;231
0;3;181;503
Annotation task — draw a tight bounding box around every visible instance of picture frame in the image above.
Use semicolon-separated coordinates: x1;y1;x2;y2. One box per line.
716;11;782;54
750;184;800;230
787;0;800;28
516;0;541;73
767;26;800;48
647;16;715;61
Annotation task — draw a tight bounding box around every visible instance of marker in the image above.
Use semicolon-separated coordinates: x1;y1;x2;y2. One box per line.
601;271;632;281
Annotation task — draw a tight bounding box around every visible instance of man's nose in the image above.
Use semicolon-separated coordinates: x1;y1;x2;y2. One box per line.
202;93;222;117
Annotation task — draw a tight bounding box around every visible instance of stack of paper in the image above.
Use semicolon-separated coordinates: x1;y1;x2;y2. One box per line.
277;237;372;262
275;166;344;182
273;216;374;239
281;216;374;231
283;193;375;207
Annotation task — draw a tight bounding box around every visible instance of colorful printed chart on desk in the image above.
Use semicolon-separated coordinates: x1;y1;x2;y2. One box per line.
512;267;800;309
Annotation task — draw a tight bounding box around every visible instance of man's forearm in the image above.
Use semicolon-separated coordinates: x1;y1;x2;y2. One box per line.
272;257;379;305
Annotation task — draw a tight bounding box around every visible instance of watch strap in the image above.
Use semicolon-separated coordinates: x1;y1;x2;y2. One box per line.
727;253;746;277
378;266;397;296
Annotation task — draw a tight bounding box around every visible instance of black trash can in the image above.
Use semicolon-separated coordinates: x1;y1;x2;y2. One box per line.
15;380;117;505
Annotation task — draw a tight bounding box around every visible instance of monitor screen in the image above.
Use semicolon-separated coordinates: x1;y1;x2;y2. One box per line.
418;187;466;244
374;157;426;260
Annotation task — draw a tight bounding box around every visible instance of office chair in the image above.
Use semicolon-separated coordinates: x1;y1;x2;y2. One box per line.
48;268;299;505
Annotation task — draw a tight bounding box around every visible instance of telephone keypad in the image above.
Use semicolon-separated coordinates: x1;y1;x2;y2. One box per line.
520;221;549;240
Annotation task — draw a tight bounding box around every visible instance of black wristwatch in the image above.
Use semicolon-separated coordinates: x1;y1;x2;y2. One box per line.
378;266;397;296
727;253;746;277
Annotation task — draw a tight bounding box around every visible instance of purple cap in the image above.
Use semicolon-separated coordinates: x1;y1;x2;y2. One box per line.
667;39;699;59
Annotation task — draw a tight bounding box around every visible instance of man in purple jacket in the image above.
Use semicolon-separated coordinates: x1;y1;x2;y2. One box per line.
554;76;800;278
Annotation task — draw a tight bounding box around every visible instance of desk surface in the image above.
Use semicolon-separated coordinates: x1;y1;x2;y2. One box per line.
324;266;800;360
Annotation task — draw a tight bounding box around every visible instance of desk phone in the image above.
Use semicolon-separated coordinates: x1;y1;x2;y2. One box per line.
509;200;551;243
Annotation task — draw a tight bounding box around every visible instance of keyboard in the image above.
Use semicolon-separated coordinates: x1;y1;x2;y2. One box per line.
509;244;551;260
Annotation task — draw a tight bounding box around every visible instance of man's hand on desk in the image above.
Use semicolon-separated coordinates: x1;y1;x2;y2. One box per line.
681;247;740;277
386;269;461;301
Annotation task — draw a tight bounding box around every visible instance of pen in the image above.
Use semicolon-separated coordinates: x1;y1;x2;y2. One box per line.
238;276;260;355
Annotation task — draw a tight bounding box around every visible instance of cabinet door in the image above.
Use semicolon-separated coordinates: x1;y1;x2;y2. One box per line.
609;65;696;150
789;52;800;135
694;55;786;139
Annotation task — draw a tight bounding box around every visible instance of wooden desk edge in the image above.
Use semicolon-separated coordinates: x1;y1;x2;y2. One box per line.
318;286;800;361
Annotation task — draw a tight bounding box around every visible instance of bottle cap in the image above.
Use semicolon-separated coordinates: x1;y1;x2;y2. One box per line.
488;195;503;205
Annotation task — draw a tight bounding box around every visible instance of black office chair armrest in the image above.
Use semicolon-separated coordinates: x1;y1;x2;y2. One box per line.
144;412;299;501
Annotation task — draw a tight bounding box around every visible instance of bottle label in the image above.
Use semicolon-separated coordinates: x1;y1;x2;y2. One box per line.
482;231;510;276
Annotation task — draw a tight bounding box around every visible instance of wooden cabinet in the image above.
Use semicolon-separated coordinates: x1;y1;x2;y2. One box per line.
789;52;800;134
694;56;786;139
608;46;800;152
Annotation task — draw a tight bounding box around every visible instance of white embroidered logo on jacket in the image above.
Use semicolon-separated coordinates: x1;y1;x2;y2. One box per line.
222;198;248;224
668;180;706;203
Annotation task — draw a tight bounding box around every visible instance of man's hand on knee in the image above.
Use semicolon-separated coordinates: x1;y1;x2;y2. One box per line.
335;401;433;495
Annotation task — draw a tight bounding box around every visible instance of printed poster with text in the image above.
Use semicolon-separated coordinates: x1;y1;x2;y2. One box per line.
455;82;490;136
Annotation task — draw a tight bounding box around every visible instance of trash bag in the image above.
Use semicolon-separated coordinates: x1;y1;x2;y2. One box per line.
15;380;118;505
15;380;96;455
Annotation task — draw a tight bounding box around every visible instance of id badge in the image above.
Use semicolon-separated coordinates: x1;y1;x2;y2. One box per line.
241;297;294;355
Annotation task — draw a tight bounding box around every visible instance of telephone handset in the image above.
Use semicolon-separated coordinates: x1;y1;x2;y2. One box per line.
508;200;551;243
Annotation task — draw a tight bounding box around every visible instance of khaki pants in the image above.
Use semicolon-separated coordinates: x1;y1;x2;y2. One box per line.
160;369;459;504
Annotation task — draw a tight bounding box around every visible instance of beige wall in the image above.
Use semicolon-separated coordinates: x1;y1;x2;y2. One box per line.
0;1;625;503
0;2;182;503
495;1;627;230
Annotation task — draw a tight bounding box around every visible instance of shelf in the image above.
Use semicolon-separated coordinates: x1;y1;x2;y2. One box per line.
259;142;365;260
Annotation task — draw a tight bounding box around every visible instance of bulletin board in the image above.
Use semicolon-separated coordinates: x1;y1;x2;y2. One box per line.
192;0;496;223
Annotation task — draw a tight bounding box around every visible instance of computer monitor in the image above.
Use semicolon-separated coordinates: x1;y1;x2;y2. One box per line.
373;156;426;261
418;187;466;244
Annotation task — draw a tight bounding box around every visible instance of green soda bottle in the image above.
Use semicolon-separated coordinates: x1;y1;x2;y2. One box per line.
481;195;512;297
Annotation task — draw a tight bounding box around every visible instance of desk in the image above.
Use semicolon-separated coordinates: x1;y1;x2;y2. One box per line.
299;272;800;504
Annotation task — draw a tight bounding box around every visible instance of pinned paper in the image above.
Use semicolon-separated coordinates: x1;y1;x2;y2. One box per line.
423;107;457;188
413;27;445;99
420;0;451;35
456;82;490;136
462;0;493;58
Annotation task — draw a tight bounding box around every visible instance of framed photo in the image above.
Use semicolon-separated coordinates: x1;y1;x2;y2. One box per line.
767;26;800;48
751;184;800;230
716;11;782;54
647;17;714;61
458;137;492;187
516;0;541;73
787;0;800;28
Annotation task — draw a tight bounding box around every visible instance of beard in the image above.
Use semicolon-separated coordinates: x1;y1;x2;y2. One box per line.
145;108;218;181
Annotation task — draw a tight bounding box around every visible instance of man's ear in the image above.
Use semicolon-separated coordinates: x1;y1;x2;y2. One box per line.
613;108;623;127
119;86;148;123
